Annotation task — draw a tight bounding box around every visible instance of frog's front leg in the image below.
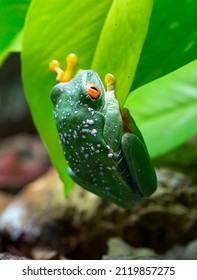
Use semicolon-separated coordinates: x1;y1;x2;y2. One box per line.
121;132;157;197
103;74;123;152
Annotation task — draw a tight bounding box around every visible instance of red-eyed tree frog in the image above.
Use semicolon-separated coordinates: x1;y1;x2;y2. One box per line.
49;54;157;208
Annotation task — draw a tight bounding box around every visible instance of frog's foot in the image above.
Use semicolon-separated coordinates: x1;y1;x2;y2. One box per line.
105;73;115;92
49;53;78;82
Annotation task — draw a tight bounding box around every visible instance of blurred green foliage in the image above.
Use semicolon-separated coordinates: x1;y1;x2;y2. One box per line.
0;0;30;64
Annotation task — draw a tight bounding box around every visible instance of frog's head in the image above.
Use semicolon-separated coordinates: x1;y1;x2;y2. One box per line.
50;69;105;111
49;54;115;111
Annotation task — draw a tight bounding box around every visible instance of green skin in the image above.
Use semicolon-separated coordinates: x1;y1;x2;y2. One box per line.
51;70;157;208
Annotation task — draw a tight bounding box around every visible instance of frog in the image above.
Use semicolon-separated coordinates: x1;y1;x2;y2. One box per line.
49;54;157;208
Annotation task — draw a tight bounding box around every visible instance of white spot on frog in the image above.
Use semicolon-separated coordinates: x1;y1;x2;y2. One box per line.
86;119;94;125
73;130;78;139
91;129;97;136
87;107;95;115
108;153;113;158
106;166;112;170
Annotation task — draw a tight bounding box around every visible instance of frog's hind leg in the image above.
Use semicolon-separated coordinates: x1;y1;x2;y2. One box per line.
121;133;157;197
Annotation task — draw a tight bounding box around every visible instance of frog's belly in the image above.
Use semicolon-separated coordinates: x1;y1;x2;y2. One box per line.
59;120;142;208
67;148;142;208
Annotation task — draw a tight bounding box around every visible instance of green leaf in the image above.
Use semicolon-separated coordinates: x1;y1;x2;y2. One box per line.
133;0;197;89
0;30;23;65
125;60;197;158
92;0;153;107
0;0;30;65
22;0;153;193
22;0;113;194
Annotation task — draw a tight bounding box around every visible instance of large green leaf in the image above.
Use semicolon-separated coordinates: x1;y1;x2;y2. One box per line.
0;0;30;65
22;0;113;193
133;0;197;89
92;0;153;107
125;60;197;158
22;0;152;193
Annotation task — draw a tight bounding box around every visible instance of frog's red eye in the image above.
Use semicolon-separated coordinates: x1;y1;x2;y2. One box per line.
85;83;100;99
